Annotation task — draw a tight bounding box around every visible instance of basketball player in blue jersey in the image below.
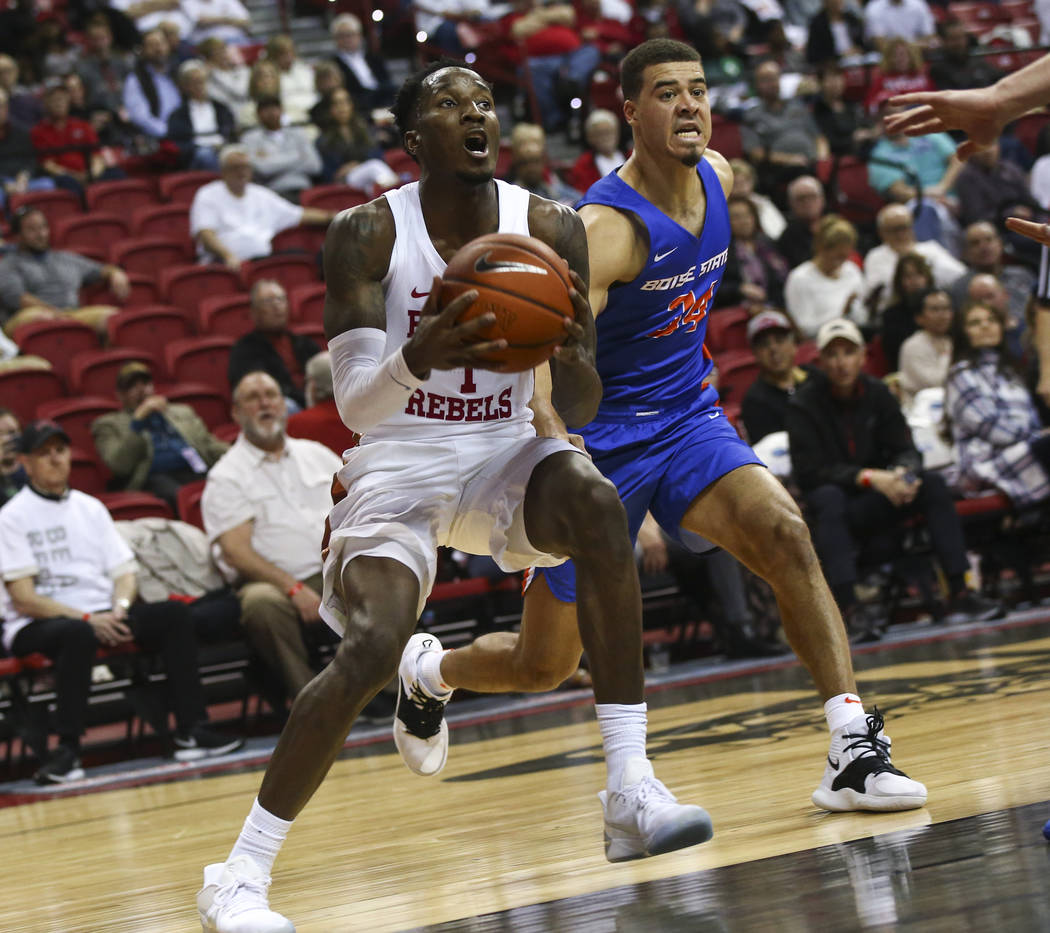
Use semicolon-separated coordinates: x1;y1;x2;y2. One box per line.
397;40;928;817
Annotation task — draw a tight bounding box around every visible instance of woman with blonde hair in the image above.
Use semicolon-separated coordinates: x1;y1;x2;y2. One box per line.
865;38;932;116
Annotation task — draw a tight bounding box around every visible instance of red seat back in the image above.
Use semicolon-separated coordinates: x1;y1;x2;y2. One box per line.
198;293;254;338
164;337;235;397
107;306;195;351
0;369;65;422
131;203;192;242
165;382;231;430
69;447;110;496
160;264;243;315
175;478;207;529
289;282;326;324
715;350;759;404
36;396;120;452
271;226;326;255
9;190;82;227
289;321;326;347
85;178;157;213
159;171;219;204
110;237;193;276
69;348;158;395
81;273;160;308
242;254;319;294
51;212;130;250
706;306;751;353
12;319;99;383
98;491;174;520
300;185;370;213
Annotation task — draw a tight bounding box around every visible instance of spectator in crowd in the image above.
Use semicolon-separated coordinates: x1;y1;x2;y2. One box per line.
897;287;954;406
576;0;644;59
676;0;748;59
30;80;114;194
189;145;333;268
286;351;358;455
0;408;26;506
198;37;250;116
329;13;394;115
929;19;1002;92
36;14;79;79
76;16;132;121
565;108;626;193
202;371;342;703
948;221;1035;333
776;175;828;269
91;361;229;509
716;193;789;311
502;0;602;135
228;279;320;411
110;0;194;42
184;0;251;45
0;419;244;784
0;88;55;209
811;63;876;159
308;61;345;129
805;0;865;66
862;0;935;52
863;203;965;316
741;59;829;195
730;157;785;240
787;318;1001;636
0;206;129;337
741;309;810;444
881;250;934;370
785;214;866;338
864;38;932;116
240;95;322;198
0;54;41;126
314;87;397;191
166;58;236;170
967;272;1025;361
947;300;1050;508
237;59;280;131
502;122;580;206
123;28;181;139
264;35;317;127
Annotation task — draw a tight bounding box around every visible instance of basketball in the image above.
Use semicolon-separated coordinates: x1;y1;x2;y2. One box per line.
440;232;574;372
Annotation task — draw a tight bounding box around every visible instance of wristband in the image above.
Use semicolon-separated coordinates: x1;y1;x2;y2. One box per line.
286;581;304;597
860;469;872;488
82;612;91;622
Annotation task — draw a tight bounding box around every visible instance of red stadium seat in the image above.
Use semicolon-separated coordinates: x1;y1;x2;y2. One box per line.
69;447;109;496
85;178;157;213
158;171;219;204
51;212;130;250
706;306;750;353
165;382;231;430
175;478;207;529
98;491;174;520
289;321;326;347
863;333;889;378
0;369;65;422
271;226;326;255
107;306;194;350
198;292;253;338
69;348;158;395
714;350;759;404
9;189;81;226
383;149;420;185
160;264;242;314
80;273;160;308
109;237;193;276
164;337;235;396
1011;111;1050;159
300;184;370;213
131;203;191;242
710;114;744;160
12;319;99;383
289;282;325;323
242;254;319;293
36;397;120;453
211;422;240;443
829;156;885;226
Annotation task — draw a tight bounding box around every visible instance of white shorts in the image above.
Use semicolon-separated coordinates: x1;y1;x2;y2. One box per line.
319;432;581;633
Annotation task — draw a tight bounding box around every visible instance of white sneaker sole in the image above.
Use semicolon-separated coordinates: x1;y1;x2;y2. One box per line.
393;710;448;776
811;786;928;812
38;766;85;784
604;808;714;862
175;738;245;762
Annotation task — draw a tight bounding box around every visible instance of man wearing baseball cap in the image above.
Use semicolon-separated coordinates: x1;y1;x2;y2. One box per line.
0;420;243;784
786;319;1002;637
741;310;810;444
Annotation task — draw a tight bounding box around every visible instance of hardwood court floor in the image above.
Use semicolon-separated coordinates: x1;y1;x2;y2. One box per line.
3;618;1050;932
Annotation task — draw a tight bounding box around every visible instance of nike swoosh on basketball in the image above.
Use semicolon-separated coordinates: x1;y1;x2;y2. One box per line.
654;247;678;262
474;251;548;275
411;287;430;298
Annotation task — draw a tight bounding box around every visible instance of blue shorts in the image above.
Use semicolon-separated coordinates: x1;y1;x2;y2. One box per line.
537;395;762;603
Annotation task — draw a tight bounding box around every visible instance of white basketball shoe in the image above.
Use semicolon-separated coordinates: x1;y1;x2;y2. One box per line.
197;855;294;933
393;632;451;776
812;707;927;812
599;757;714;862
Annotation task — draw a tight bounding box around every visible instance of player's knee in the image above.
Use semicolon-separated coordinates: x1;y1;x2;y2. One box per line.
560;476;631;558
763;501;817;573
332;612;404;692
513;652;581;693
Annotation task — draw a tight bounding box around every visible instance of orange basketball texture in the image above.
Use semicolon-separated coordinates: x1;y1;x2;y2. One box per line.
440;233;574;372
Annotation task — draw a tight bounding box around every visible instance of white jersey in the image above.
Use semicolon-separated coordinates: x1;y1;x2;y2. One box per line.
367;179;537;442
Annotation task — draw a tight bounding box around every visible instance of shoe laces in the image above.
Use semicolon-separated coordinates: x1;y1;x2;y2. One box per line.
841;707;892;764
214;872;271;917
401;682;446;739
619;775;677;812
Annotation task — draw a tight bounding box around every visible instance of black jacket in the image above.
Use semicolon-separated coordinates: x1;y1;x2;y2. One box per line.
228;330;321;409
330;53;395;113
166;99;236;167
786;369;921;492
805;10;866;65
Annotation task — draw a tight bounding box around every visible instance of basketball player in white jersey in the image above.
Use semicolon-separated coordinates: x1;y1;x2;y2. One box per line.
196;61;712;933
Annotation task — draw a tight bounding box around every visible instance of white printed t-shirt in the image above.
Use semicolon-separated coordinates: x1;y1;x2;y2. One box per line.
190;180;304;262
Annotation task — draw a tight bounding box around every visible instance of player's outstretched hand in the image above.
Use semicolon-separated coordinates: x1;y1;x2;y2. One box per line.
404;275;509;376
552;270;596;371
884;89;1004;159
1005;217;1050;248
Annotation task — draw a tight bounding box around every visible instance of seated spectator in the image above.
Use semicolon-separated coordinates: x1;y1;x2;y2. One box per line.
928;19;1002;92
565;108;626;193
314;87;397;192
91;361;229;509
881;250;934;370
184;0;251;45
189;145;333;269
198;37;250;117
502;122;581;206
786;318;1001;636
948;221;1035;335
730;158;785;240
898;287;953;407
0;87;55;210
123;28;181;140
308;62;346;129
31;80;118;195
863;203;965;317
286;351;359;455
967;273;1025;362
75;16;132;121
741;309;810;444
716;193;789;311
240;95;322;198
775;174;827;269
236;59;280;131
576;0;643;59
264;35;317;127
676;0;747;60
329;13;394;115
812;63;876;159
805;0;865;66
862;0;935;53
0;54;41;126
784;214;866;339
0;206;129;337
202;371;342;703
0;407;26;506
0;420;243;784
166;59;236;170
947;300;1050;508
864;38;932;117
228;279;320;410
109;0;194;43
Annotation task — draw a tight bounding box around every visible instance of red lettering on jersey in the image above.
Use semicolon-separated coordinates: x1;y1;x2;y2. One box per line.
407;307;424;337
405;389;425;416
466;397;484;421
460;367;476;394
498;386;512;418
426;393;447;418
446;397;465;421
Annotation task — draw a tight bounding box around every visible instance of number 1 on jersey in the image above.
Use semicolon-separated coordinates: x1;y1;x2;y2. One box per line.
460;367;476;394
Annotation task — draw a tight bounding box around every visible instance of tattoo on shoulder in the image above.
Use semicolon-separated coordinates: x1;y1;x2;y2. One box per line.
528;195;589;285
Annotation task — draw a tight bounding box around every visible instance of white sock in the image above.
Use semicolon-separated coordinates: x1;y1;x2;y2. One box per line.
418;648;453;699
596;702;647;791
824;693;865;733
228;798;293;875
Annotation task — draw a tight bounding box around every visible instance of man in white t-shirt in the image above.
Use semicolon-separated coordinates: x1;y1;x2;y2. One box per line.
0;421;244;785
189;145;333;269
110;0;194;40
202;372;342;703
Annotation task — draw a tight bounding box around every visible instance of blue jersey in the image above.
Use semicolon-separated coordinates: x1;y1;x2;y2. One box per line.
577;157;730;413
